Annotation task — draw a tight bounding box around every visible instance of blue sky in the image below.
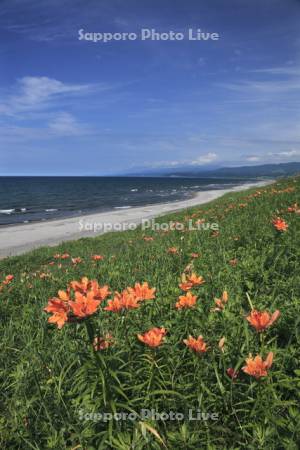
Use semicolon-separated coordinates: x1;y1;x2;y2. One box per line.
0;0;300;175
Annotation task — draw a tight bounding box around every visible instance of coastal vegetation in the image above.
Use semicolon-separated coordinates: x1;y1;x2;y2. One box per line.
0;176;299;449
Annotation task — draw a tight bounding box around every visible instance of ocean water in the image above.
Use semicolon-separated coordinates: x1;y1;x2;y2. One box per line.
0;176;247;226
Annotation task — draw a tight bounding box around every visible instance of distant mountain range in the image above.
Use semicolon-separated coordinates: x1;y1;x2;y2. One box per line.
127;162;300;179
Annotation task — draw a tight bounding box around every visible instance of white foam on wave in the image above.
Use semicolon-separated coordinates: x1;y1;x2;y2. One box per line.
0;209;15;214
114;206;132;209
45;209;58;212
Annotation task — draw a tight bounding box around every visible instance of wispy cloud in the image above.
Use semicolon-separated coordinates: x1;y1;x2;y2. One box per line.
48;112;89;136
244;149;300;164
135;152;219;169
190;152;218;165
252;66;300;76
246;155;261;162
0;76;95;116
267;149;300;158
0;0;147;43
219;63;300;94
221;79;300;94
0;112;91;141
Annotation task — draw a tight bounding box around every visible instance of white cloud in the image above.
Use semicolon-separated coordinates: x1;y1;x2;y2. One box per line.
246;155;261;162
221;79;300;94
253;66;300;76
0;112;91;141
137;152;218;169
48;112;87;136
277;149;299;157
241;149;300;165
267;149;300;158
191;152;217;165
219;64;300;95
0;76;94;116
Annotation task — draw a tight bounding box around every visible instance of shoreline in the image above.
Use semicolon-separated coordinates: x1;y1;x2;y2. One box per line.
0;180;273;258
0;178;262;229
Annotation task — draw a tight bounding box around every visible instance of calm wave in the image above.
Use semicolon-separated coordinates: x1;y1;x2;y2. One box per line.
0;176;247;226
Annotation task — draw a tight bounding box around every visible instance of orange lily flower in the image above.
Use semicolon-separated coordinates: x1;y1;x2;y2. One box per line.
69;291;101;318
272;217;288;232
44;296;70;329
104;295;124;312
187;273;205;286
95;284;111;301
242;352;273;379
69;278;110;301
168;247;179;254
246;309;280;332
44;278;109;327
212;291;228;311
88;280;111;301
179;273;205;291
104;290;140;312
70;277;90;293
45;289;70;306
176;292;197;309
119;290;140;309
143;236;154;241
183;335;208;353
137;327;166;347
56;289;69;301
2;274;14;285
61;253;70;259
127;282;156;301
179;281;193;291
91;254;104;261
5;274;14;281
72;257;82;264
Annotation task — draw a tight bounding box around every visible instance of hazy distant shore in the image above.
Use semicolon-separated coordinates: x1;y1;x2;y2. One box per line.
0;180;273;258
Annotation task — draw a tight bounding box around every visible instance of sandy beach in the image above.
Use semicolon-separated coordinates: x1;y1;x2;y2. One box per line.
0;180;272;258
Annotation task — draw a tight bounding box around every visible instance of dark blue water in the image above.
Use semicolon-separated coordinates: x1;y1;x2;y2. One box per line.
0;176;247;226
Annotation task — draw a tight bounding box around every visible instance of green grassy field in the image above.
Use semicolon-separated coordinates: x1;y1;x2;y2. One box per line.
1;177;299;449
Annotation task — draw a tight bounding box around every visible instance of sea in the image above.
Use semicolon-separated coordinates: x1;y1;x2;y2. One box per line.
0;176;251;226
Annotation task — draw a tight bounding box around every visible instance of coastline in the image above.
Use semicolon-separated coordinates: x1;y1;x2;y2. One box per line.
0;180;273;258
